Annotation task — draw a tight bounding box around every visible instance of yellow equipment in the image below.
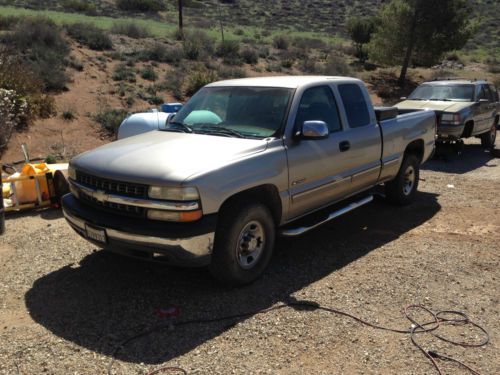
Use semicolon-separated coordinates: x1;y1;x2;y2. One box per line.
1;145;69;213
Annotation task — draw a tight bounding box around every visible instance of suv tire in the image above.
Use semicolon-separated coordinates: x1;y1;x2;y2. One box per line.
480;124;497;149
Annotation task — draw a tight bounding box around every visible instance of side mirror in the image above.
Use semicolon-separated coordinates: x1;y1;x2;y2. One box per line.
160;113;176;130
400;97;407;100
300;120;329;140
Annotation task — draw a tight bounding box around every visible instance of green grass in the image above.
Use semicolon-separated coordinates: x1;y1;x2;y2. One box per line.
0;5;346;44
0;6;175;37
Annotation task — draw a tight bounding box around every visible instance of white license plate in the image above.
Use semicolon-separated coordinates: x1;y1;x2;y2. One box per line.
85;224;107;244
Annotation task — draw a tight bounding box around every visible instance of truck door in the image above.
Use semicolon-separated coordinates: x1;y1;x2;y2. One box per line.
285;85;354;220
336;83;382;193
475;84;492;133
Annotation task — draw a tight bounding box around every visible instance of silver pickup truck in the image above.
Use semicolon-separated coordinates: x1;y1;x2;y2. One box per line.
62;76;436;285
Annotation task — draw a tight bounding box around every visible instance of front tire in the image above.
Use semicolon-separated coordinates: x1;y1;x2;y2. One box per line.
480;123;497;149
385;154;420;206
209;202;275;285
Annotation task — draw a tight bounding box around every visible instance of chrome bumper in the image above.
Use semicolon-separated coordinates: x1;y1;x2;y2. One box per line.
62;200;214;267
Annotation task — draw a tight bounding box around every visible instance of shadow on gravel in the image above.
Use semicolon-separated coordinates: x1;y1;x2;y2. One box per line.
6;207;63;221
25;192;440;365
424;143;498;174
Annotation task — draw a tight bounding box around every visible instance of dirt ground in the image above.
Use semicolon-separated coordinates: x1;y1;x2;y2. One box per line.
0;135;499;375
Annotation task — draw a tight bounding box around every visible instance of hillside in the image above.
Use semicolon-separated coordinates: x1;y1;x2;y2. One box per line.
0;0;499;164
1;0;498;55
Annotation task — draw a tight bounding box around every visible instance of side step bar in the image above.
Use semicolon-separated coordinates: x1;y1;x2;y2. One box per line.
280;195;374;237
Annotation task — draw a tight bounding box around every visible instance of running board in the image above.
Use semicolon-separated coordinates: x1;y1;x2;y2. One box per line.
280;195;374;237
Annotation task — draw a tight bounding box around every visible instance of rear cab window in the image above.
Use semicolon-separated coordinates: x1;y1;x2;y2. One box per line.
338;83;371;128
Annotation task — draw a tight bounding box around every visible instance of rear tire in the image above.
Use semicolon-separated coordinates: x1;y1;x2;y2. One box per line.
209;202;275;285
480;123;497;150
385;154;420;206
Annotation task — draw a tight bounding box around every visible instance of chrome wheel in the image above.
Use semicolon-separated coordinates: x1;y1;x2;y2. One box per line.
403;165;415;196
236;220;265;269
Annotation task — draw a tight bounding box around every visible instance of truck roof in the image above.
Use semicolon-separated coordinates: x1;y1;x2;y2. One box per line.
423;79;488;86
206;75;361;89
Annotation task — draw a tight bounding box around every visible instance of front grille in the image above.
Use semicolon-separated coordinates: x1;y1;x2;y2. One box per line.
80;191;145;218
76;171;147;198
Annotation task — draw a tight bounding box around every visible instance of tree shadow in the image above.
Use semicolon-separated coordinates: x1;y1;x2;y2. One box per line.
423;143;497;174
25;192;440;365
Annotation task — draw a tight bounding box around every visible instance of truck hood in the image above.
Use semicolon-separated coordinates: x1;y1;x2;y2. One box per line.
71;131;269;185
395;100;472;112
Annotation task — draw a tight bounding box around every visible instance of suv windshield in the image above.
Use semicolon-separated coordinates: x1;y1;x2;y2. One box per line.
408;84;474;102
166;86;293;138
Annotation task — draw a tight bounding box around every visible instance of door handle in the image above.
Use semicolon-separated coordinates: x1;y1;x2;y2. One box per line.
339;141;350;152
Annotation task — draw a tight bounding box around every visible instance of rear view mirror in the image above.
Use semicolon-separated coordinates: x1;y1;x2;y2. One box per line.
300;121;329;140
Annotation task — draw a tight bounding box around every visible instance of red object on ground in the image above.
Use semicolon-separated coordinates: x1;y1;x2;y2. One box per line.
154;306;180;318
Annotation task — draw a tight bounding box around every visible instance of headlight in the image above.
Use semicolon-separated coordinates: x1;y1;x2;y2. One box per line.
441;113;461;124
68;165;76;180
148;186;199;201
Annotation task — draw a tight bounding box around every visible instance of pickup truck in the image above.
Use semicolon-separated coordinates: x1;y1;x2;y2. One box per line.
396;79;499;149
62;76;436;285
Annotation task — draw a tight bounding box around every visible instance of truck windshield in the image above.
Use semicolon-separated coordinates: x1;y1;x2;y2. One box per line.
168;86;293;138
408;84;474;102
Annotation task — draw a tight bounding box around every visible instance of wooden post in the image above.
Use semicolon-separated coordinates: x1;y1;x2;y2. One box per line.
178;0;184;39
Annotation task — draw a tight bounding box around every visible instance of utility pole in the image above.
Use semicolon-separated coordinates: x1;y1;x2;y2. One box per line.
217;0;225;43
178;0;184;39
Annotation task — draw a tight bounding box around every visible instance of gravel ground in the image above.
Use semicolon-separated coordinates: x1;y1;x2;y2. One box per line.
1;136;499;375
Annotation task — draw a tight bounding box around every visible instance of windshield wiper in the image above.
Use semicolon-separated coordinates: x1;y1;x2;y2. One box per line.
164;121;193;133
409;98;425;100
196;125;245;138
430;98;451;101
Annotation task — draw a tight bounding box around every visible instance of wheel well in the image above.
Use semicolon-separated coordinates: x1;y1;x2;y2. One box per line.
404;139;424;163
495;115;499;126
219;185;283;225
462;120;474;138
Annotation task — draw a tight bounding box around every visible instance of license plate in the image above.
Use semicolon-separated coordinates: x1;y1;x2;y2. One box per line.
85;224;107;244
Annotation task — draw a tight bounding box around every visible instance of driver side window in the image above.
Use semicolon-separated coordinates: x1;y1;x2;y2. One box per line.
295;86;342;133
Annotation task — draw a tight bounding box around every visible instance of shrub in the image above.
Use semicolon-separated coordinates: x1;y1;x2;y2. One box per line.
116;0;167;12
113;63;136;82
111;22;152;39
94;107;129;135
185;69;218;97
5;17;70;92
241;47;258;64
164;70;185;100
140;66;158;81
61;107;77;121
0;15;20;30
66;23;113;50
323;53;351;76
183;30;215;60
62;0;97;14
216;40;240;57
273;35;289;50
217;65;246;79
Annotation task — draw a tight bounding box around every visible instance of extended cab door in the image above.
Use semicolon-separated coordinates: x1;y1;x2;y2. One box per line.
285;83;382;220
285;85;353;219
336;83;382;193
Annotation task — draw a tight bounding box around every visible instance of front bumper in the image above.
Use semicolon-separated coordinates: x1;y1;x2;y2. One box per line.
437;123;464;140
62;194;216;266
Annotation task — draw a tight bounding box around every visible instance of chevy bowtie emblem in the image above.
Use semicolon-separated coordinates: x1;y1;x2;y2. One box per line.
92;190;108;203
